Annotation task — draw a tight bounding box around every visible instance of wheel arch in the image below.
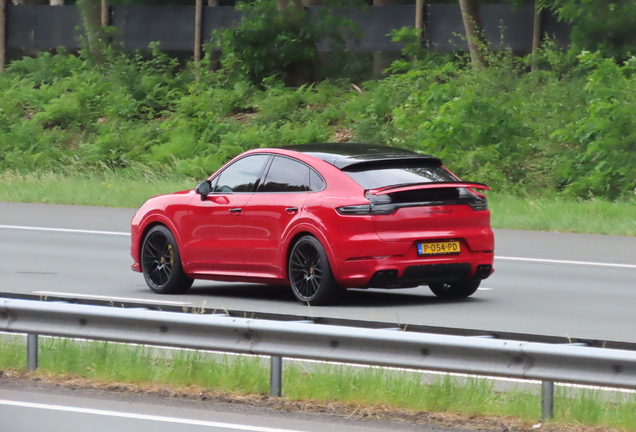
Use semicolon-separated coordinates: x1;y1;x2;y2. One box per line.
285;231;314;275
283;227;336;282
137;222;167;272
137;217;182;271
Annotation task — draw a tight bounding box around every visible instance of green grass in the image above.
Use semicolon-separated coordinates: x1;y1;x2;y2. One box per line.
0;171;634;237
489;193;636;236
0;170;196;208
2;336;636;429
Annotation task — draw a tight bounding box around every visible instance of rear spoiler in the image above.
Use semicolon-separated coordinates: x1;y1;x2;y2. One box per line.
367;181;490;196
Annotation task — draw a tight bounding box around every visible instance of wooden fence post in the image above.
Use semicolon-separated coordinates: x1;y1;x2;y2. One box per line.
531;0;541;71
372;0;395;77
101;0;108;27
415;0;428;51
0;0;5;73
194;0;202;70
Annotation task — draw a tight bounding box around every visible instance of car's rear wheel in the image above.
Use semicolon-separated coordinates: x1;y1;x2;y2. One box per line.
141;225;193;294
288;236;339;305
428;279;480;299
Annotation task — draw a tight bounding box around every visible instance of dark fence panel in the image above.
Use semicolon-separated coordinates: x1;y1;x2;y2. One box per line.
7;5;82;50
426;4;465;52
308;6;411;52
112;6;194;51
427;3;537;52
202;7;242;43
6;4;570;54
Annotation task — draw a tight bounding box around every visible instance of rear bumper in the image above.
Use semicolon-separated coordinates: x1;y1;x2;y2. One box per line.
331;245;494;289
368;263;492;288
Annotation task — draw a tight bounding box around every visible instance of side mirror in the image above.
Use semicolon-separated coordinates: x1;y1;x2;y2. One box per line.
195;180;212;200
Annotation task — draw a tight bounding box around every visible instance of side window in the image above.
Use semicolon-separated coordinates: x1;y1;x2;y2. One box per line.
309;169;326;191
259;156;311;193
213;155;270;193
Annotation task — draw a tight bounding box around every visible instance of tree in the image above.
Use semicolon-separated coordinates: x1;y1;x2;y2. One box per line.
277;0;312;85
458;0;488;68
373;0;396;77
547;0;636;61
216;0;356;86
0;0;5;72
77;0;108;63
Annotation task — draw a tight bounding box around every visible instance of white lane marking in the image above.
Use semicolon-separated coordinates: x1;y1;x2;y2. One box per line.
2;224;635;269
496;256;636;269
0;399;306;432
477;288;493;291
0;225;128;236
32;291;192;306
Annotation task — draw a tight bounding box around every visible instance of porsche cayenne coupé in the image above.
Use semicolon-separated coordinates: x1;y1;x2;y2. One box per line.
131;143;494;305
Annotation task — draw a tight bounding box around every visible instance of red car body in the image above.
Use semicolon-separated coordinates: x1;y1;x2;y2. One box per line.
131;144;494;303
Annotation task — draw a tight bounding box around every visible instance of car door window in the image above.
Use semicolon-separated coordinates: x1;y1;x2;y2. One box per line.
259;156;312;193
213;155;270;193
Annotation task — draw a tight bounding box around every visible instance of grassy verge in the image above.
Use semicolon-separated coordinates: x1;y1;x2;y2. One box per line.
2;336;636;430
0;171;196;208
0;171;635;237
488;193;636;236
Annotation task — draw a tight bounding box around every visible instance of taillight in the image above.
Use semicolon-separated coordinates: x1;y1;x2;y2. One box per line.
336;205;395;215
336;205;372;215
466;188;488;211
468;200;488;211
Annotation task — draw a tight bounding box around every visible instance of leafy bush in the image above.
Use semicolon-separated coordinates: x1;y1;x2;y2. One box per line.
551;52;636;199
214;0;359;85
549;0;636;61
1;44;635;200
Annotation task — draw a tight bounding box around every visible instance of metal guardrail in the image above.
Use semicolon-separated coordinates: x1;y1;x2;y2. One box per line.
1;297;635;421
2;291;629;350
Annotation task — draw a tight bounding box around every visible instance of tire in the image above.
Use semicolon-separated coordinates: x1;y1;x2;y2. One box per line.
288;236;340;305
141;225;193;294
428;279;481;299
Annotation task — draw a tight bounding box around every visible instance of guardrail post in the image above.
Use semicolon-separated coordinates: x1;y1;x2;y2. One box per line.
27;334;39;371
270;356;282;397
541;380;554;421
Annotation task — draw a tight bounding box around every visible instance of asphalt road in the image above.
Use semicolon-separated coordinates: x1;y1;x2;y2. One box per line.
0;381;443;432
1;201;635;342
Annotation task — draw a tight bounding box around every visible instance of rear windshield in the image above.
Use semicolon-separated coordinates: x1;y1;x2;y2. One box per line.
344;164;457;189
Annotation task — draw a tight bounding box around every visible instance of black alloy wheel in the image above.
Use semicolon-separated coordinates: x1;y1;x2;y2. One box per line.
288;236;339;305
141;225;193;294
428;279;481;299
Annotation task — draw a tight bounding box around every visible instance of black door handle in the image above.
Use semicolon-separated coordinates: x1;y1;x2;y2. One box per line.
229;208;243;213
285;207;299;213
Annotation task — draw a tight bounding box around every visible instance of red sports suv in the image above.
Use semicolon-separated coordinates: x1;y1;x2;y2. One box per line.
131;143;494;305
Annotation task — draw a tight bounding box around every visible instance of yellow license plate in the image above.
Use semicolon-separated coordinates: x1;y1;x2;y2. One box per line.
417;241;461;256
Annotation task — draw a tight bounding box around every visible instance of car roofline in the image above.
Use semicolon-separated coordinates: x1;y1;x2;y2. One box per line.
267;143;442;170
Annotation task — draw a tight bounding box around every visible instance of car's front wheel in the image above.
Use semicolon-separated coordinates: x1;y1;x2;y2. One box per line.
141;225;193;294
288;236;340;305
428;279;481;299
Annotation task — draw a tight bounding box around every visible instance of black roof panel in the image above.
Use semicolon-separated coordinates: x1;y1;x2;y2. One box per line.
279;143;441;169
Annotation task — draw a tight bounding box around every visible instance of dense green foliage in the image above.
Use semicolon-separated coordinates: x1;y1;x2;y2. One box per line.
1;43;636;200
547;0;636;61
214;0;362;85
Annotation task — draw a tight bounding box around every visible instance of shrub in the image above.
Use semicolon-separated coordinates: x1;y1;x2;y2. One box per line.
1;45;635;200
214;0;359;85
